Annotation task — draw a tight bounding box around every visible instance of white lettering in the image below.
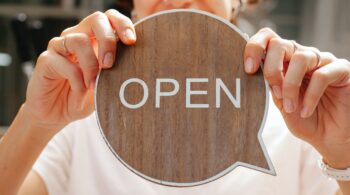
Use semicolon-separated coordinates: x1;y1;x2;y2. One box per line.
118;78;241;109
155;78;180;108
119;78;149;109
186;78;209;108
216;78;240;108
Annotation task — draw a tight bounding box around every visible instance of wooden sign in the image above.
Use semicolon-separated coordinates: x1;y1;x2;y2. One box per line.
95;9;274;187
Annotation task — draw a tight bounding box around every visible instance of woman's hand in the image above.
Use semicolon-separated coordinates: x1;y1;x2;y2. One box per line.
24;10;136;132
244;28;350;169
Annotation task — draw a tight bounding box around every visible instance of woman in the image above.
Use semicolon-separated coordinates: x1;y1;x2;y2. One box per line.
1;0;350;194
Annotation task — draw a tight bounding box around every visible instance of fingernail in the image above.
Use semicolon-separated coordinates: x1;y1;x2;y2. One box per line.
124;29;136;41
272;85;282;99
283;98;294;113
89;80;96;89
300;106;310;118
245;57;254;73
103;52;114;68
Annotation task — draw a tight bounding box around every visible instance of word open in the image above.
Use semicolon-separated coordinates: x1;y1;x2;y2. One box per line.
119;78;241;109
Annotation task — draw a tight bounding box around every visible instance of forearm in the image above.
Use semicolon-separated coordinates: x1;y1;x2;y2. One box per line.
337;181;350;195
0;105;57;195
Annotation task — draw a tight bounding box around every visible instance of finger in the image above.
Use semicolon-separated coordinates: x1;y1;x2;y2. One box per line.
105;9;136;45
48;34;99;88
264;38;295;99
37;51;85;92
301;59;350;118
63;11;119;68
244;28;280;74
86;11;118;68
293;44;337;69
283;50;318;113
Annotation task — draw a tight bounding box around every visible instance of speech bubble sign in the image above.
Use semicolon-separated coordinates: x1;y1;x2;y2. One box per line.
95;9;275;187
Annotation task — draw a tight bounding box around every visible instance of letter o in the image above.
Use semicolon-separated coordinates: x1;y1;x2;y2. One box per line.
119;78;149;109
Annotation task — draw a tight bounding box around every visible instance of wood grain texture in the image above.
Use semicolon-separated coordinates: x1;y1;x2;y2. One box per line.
96;10;268;185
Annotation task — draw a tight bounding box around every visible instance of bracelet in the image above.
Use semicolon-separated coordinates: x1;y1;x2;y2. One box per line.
318;158;350;181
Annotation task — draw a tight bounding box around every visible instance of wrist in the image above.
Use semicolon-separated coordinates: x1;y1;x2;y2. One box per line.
18;104;63;140
320;148;350;170
324;157;350;170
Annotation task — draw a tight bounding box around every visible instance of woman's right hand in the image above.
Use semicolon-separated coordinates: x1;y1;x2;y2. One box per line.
23;10;136;132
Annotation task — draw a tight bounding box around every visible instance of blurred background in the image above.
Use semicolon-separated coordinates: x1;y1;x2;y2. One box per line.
0;0;349;134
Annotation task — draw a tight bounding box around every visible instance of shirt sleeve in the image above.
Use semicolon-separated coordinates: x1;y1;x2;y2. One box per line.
32;124;74;195
299;141;339;195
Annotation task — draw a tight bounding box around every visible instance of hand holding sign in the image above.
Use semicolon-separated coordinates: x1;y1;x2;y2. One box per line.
95;9;274;186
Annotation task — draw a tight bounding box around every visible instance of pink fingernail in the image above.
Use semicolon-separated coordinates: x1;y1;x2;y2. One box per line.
283;98;294;113
245;57;254;73
272;85;282;99
124;29;136;41
300;106;310;118
90;80;96;89
103;52;114;68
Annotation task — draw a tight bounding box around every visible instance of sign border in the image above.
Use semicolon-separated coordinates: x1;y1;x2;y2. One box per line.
94;8;276;187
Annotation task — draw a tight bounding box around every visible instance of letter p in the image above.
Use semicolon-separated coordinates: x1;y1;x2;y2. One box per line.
155;78;180;108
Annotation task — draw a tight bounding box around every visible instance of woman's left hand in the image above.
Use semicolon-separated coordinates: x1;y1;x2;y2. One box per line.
244;28;350;169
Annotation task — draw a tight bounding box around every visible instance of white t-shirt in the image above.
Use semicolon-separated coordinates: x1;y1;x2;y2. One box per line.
32;95;338;195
